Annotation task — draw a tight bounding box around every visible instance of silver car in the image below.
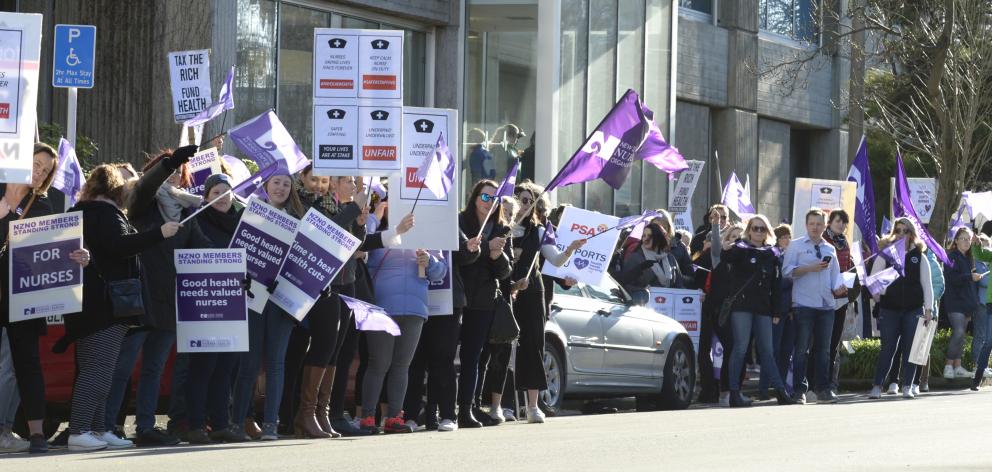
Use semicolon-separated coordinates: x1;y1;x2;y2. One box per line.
541;275;696;414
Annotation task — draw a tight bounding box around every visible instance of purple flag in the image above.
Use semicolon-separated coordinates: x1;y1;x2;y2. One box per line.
495;159;520;198
184;66;236;128
866;266;900;297
232;163;279;199
53;138;83;207
881;216;892;236
541;221;558;247
339;294;401;336
361;176;388;199
545;89;688;192
847;136;878;254
893;154;951;265
222;155;252;188
228;110;310;174
879;237;907;276
946;204;968;241
617;209;661;231
721;172;755;217
414;133;454;199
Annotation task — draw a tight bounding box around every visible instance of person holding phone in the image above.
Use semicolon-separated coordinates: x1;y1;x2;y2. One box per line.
782;208;846;404
942;227;982;379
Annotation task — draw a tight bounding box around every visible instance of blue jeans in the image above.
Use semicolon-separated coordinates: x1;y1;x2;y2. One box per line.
729;312;786;391
759;314;795;393
231;303;296;425
972;304;992;369
873;307;920;387
793;307;834;394
104;329;176;432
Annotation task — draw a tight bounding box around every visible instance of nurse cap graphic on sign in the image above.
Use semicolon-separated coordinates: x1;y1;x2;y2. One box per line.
328;38;347;48
327;109;346;120
371;39;390;50
370;110;390;120
413;119;434;133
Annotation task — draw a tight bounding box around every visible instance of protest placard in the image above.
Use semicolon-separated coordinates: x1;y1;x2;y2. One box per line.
228;197;299;313
0;13;42;184
168;49;211;122
175;249;248;353
8;212;83;322
188;147;223;195
541;207;620;287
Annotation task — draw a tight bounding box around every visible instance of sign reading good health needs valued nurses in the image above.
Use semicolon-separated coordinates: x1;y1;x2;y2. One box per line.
175;249;248;353
168;49;211;122
541;207;620;287
228;197;299;313
0;13;42;184
9;212;83;322
270;207;361;321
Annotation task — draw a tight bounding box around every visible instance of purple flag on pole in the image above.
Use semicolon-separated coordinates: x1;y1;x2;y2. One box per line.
879;237;907;276
222;155;252;188
414;133;454;199
494;160;520;197
866;266;900;296
847;136;878;254
228;110;311;174
184;66;236;128
893;153;951;265
339;294;401;336
545;89;688;192
541;221;558;247
617;209;661;231
53;138;83;208
232;163;280;199
721;172;755;218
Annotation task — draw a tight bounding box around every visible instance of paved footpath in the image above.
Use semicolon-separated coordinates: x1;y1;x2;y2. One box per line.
2;390;990;471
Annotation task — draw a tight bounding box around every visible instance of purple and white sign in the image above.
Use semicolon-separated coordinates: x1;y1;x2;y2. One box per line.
175;249;248;353
271;207;361;321
187;147;222;195
229;197;299;313
8;212;83;322
427;250;453;316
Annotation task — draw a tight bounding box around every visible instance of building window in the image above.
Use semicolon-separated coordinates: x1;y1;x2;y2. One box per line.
679;0;712;15
759;0;819;43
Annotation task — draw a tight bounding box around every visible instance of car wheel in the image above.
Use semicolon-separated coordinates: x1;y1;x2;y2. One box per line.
658;336;695;410
539;340;566;417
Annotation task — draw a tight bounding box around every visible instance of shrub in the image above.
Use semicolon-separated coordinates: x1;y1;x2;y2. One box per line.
839;329;978;380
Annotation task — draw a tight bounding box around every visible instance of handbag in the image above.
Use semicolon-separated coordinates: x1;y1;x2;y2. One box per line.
488;289;519;344
718;272;757;327
106;278;145;319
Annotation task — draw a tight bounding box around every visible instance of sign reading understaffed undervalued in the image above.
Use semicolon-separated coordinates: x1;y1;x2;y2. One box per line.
228;197;299;313
9;211;83;322
175;249;248;353
270;207;361;321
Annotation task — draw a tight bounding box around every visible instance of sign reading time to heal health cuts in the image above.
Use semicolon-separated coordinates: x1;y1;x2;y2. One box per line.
541;207;620;287
0;13;42;184
228;197;299;313
168;49;211;122
175;249;248;353
270;208;361;321
8;212;83;322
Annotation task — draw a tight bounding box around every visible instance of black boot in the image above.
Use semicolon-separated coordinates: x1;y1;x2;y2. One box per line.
729;391;752;408
696;388;719;404
472;406;496;426
775;389;796;405
972;371;983;391
457;405;482;428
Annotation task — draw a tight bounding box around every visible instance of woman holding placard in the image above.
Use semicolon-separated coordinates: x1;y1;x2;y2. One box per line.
61;165;180;452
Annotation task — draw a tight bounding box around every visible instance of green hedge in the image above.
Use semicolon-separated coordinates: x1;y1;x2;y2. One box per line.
839;329;977;380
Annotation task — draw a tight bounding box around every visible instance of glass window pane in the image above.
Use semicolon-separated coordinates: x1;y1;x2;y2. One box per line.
585;0;617;215
760;0;794;38
236;0;278;125
678;0;712;14
341;16;378;29
403;29;427;107
643;0;674;212
795;0;818;43
615;0;645;216
557;0;589;208
277;5;330;158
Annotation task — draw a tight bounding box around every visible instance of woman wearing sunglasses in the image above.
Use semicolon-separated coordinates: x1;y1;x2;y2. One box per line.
716;215;793;406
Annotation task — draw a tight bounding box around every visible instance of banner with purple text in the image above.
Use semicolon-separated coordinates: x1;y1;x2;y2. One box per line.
228;197;299;313
8;212;83;322
175;249;248;353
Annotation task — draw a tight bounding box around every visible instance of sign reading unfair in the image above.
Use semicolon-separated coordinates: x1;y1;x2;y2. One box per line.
541;207;620;287
168;49;211;122
175;249;248;353
8;212;83;322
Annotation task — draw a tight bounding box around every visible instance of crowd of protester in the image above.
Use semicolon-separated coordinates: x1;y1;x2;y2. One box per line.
0;140;988;455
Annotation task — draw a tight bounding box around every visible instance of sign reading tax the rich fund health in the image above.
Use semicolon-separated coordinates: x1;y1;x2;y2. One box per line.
9;212;83;322
228;197;299;313
175;249;248;353
168;49;211;123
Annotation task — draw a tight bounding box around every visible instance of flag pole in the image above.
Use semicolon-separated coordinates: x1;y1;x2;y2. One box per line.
180;189;234;225
409;185;425;214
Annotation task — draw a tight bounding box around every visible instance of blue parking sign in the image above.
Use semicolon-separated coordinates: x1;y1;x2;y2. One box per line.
53;24;96;88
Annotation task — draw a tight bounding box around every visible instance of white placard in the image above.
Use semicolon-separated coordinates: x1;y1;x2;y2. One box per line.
890;177;937;224
0;13;42;184
357;104;402;172
313;104;359;171
427;251;454;316
175;249;248;353
313;28;403;101
791;178;857;240
401;107;452;206
187;147;223;195
358;32;404;100
313;31;360;99
648;287;702;352
8;212;83;322
168;49;212;123
228;197;299;313
811;182;843;210
668;160;705;214
541;207;621;287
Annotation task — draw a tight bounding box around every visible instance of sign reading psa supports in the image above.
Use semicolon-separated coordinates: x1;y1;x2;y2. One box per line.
427;251;453;316
188;147;223;196
648;288;702;352
0;13;42;184
271;208;361;321
168;49;211;122
8;212;83;322
228;197;299;313
313;29;403;101
541;207;620;287
175;249;248;353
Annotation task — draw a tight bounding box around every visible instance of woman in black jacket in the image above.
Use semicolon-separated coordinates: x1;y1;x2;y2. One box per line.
62;165;180;452
620;222;684;304
456;180;512;428
717;214;793;406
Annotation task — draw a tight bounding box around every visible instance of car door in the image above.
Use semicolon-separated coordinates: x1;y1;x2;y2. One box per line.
588;278;662;382
549;281;606;374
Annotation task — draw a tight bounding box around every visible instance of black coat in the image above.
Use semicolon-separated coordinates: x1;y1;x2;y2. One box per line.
453;229;482;309
721;241;784;316
59;200;165;349
458;211;512;311
196;204;243;247
0;187;54;335
620;247;684;293
944;249;981;314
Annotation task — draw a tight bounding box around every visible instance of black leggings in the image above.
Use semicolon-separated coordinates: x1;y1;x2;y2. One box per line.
0;324;45;421
303;294;343;367
458;308;495;406
513;290;547;390
404;311;462;421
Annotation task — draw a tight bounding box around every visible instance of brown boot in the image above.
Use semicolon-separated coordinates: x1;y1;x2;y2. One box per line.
295;366;331;439
244;417;262;440
315;366;341;438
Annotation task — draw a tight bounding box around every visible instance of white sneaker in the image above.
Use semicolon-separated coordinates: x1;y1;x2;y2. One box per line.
886;382;899;395
525;407;545;424
404;420;419;432
502;408;517;422
901;386;916;399
944;365;956;379
719;392;730;407
911;384;921;396
0;429;30;453
955;366;975;378
68;432;108;452
868;386;881;399
489;407;505;424
437;419;458;432
97;431;133;449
